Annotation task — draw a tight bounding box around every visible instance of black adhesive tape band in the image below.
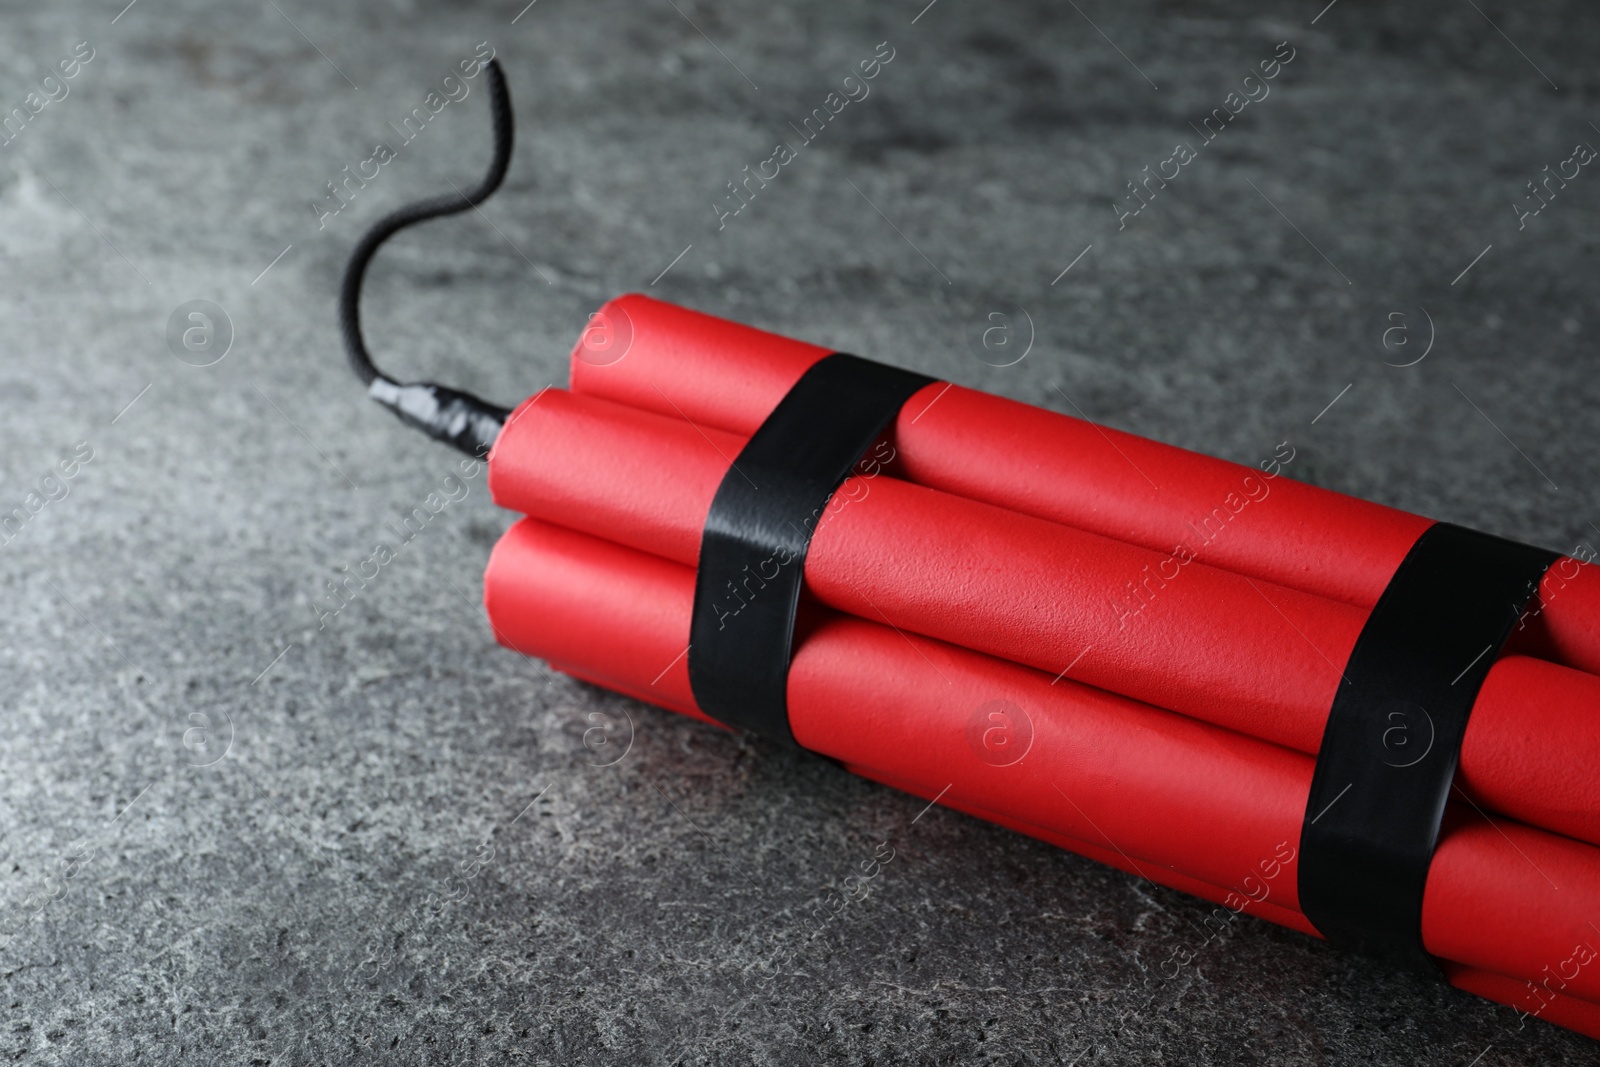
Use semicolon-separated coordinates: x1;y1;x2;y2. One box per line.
1298;521;1557;968
688;353;938;743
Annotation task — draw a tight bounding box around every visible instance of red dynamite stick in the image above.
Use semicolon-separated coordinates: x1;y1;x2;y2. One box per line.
488;388;1600;850
567;294;1600;677
483;518;1600;1034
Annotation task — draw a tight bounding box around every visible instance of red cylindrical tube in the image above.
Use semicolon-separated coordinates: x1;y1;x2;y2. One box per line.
567;294;1600;676
483;517;1600;1032
488;388;1600;849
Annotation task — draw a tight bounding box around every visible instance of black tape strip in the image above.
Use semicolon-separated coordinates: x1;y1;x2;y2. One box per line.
687;353;937;744
1298;521;1557;968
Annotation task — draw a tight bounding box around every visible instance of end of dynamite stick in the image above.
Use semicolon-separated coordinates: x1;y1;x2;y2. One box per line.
566;294;831;429
483;516;720;729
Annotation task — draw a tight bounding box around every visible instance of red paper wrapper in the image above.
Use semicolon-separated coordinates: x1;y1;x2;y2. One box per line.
567;294;1600;677
488;388;1600;849
483;517;1600;1033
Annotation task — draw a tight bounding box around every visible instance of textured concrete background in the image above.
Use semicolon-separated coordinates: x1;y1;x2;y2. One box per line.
2;0;1598;1063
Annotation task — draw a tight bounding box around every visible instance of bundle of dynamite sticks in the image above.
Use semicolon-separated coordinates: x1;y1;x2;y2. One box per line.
482;294;1600;1037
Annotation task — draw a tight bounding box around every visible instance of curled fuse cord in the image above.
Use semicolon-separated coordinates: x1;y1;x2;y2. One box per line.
338;58;518;458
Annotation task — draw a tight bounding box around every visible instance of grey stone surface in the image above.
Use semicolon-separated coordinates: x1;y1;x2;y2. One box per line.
1;0;1597;1062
